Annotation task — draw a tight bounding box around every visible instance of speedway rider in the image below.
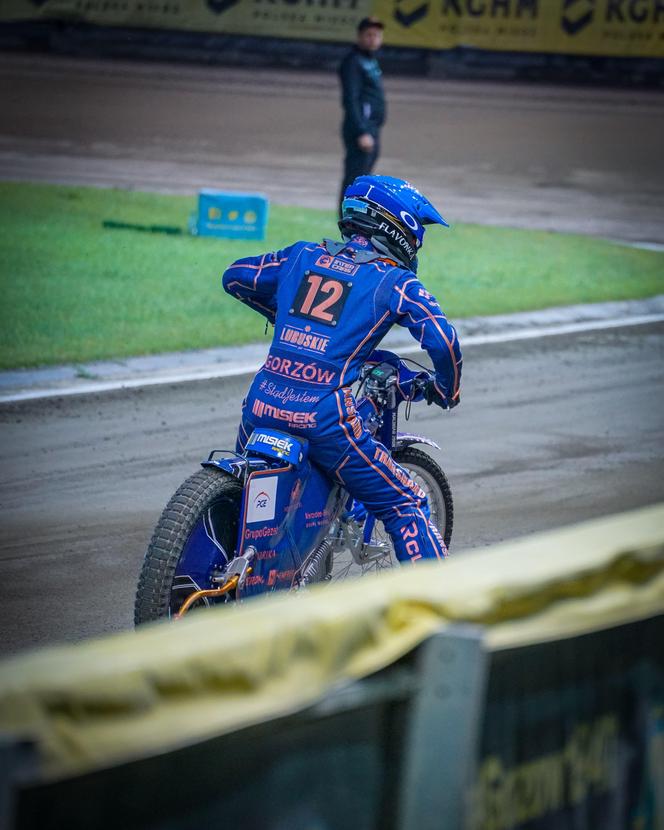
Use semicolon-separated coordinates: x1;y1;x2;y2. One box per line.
222;175;461;563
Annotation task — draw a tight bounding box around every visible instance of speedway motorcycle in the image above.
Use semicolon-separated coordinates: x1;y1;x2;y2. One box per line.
134;351;453;623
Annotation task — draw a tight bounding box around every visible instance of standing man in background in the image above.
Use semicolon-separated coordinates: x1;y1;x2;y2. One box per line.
338;16;386;218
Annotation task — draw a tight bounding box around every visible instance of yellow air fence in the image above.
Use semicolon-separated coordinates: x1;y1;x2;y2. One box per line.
0;503;662;829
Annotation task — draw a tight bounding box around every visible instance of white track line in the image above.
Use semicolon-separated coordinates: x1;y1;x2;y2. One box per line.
2;313;663;404
0;363;263;403
427;312;664;348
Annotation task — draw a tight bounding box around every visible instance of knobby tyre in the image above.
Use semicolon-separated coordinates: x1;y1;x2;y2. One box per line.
134;468;242;625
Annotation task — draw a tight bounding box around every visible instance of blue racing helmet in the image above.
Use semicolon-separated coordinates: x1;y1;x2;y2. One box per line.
339;175;448;270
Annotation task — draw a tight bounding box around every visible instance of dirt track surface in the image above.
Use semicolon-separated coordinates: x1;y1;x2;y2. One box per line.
1;324;663;656
1;53;664;241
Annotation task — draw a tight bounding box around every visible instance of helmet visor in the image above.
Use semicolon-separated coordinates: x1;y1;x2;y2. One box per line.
342;197;419;249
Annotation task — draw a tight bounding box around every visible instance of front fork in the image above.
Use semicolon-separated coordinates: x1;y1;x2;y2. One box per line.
330;490;389;566
343;500;377;546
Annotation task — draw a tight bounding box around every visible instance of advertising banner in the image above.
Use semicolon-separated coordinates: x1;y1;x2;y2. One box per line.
473;614;664;830
0;0;369;43
1;0;663;57
376;0;664;58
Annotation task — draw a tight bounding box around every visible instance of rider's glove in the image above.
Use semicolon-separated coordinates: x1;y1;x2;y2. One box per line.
424;380;459;410
406;371;430;403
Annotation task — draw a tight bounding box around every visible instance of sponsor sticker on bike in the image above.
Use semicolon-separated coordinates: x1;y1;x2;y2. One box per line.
247;475;278;524
246;428;306;464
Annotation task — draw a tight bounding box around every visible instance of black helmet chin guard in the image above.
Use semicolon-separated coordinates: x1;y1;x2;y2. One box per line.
338;198;418;270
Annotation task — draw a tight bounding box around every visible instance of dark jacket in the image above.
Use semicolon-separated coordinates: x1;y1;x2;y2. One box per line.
338;47;386;140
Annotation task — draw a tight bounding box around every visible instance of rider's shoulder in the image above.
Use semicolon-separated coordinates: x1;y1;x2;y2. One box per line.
280;239;316;251
391;265;420;285
290;240;328;255
270;240;324;262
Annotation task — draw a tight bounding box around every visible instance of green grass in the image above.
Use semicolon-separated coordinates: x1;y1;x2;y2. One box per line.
0;182;662;370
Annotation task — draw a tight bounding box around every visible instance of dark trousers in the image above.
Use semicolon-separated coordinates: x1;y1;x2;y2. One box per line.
338;131;380;219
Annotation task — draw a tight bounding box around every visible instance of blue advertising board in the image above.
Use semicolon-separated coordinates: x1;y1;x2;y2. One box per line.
189;189;268;240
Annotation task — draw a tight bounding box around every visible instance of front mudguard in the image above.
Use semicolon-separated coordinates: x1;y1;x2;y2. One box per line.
395;432;441;453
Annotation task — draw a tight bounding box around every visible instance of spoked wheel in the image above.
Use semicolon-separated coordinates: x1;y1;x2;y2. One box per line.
328;447;453;582
134;468;242;624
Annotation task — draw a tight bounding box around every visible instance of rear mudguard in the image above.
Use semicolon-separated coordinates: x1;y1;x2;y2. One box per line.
395;432;441;452
202;454;269;479
200;429;308;480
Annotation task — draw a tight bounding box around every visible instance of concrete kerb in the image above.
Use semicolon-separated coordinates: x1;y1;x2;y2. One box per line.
1;295;663;404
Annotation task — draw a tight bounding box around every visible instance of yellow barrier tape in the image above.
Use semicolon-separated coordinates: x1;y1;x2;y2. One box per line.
0;503;662;781
1;0;662;57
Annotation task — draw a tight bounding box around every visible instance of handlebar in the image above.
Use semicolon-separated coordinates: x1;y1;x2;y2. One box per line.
359;355;456;411
360;359;433;407
411;374;431;397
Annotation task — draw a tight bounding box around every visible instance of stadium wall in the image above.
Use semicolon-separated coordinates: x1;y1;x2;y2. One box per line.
0;0;663;85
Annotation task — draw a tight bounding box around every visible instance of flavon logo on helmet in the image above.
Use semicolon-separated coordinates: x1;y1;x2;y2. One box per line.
377;221;416;260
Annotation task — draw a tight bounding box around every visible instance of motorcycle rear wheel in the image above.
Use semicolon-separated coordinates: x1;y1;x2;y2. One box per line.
329;446;453;581
134;468;242;625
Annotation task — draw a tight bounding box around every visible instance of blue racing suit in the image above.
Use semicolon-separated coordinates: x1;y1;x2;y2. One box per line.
222;236;462;563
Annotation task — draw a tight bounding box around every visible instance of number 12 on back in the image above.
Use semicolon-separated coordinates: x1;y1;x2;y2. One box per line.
291;273;353;327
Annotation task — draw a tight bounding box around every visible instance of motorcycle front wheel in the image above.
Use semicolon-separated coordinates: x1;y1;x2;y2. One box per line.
134;468;242;625
329;446;453;581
